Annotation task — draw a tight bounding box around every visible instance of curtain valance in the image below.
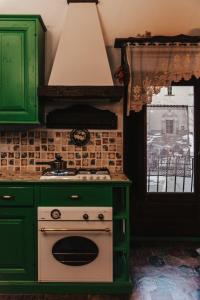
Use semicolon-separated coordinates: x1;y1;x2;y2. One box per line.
125;43;200;114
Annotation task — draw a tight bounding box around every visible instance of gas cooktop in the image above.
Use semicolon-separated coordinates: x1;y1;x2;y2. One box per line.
40;168;111;181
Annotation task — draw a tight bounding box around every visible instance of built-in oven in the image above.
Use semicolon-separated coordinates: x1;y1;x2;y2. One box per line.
38;207;113;282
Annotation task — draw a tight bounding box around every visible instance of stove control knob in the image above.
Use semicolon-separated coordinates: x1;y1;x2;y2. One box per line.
83;213;89;220
98;213;104;220
51;209;61;220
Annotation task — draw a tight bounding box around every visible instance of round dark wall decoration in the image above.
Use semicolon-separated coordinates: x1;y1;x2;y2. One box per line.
70;129;90;146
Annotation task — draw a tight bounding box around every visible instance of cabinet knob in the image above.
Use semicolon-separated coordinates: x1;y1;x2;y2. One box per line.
0;195;15;200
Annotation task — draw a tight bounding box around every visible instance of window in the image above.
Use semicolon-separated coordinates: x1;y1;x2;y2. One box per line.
147;87;194;193
166;120;174;134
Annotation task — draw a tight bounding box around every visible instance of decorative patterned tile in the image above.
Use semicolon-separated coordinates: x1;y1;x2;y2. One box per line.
0;129;123;174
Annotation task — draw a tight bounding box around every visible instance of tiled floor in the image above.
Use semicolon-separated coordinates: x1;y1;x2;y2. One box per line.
0;242;200;300
131;242;200;300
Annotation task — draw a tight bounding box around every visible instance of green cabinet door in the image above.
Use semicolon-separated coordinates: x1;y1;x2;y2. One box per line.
0;16;46;124
0;208;35;280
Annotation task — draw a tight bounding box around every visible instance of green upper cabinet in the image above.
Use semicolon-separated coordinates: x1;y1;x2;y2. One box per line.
0;15;46;124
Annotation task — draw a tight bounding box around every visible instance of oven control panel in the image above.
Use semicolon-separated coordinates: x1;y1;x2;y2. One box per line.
38;207;112;221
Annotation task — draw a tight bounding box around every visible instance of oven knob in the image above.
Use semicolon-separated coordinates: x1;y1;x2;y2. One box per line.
83;213;89;220
98;213;104;220
51;209;61;219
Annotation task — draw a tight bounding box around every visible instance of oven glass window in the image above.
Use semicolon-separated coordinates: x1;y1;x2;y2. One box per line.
52;236;99;266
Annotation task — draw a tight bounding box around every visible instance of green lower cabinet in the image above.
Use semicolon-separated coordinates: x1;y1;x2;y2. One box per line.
0;181;131;295
0;208;35;280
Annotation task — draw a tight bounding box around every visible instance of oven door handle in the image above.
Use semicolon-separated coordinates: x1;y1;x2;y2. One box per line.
40;228;111;233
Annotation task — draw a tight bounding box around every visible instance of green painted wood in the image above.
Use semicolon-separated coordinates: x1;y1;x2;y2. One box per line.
0;208;35;280
0;16;45;124
0;15;47;31
39;185;113;206
0;186;34;206
112;186;130;281
0;280;132;294
0;181;131;294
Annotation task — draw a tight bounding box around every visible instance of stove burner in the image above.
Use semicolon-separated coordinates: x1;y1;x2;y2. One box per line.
40;167;111;180
78;168;110;175
42;168;78;176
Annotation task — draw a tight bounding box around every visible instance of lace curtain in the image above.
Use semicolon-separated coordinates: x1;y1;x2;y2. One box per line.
126;44;200;114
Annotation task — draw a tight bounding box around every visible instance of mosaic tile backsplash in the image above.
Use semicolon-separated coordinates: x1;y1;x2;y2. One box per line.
0;129;123;174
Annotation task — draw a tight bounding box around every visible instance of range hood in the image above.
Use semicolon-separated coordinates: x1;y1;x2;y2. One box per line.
38;0;123;102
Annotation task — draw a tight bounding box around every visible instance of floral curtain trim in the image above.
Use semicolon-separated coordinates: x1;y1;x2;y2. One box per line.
126;44;200;114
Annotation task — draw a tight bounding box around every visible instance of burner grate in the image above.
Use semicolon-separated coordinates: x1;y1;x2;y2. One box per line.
40;168;111;180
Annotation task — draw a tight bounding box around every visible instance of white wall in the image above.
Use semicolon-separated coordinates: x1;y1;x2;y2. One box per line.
1;0;200;79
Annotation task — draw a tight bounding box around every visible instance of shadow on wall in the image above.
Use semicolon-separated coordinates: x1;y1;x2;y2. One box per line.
106;46;121;84
188;28;200;35
45;30;55;84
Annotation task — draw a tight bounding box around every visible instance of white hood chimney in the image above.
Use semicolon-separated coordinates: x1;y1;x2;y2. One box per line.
49;1;113;86
39;0;123;102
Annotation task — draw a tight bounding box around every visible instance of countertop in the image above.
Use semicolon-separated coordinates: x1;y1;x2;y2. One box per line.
0;172;130;183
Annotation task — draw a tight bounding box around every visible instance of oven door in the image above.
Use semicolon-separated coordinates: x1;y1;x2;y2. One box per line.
38;221;113;282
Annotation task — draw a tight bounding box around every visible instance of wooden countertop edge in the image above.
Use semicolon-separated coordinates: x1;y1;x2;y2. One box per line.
0;174;131;183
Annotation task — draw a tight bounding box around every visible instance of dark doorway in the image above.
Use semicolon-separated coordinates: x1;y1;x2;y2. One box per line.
124;78;200;237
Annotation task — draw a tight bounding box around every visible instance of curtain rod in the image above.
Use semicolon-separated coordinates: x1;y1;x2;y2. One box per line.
114;34;200;48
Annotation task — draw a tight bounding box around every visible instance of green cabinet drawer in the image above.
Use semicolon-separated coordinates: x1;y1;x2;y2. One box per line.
39;185;112;206
0;187;34;206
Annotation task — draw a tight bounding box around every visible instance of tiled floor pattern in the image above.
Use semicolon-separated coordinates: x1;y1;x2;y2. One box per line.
131;242;200;300
0;242;200;300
